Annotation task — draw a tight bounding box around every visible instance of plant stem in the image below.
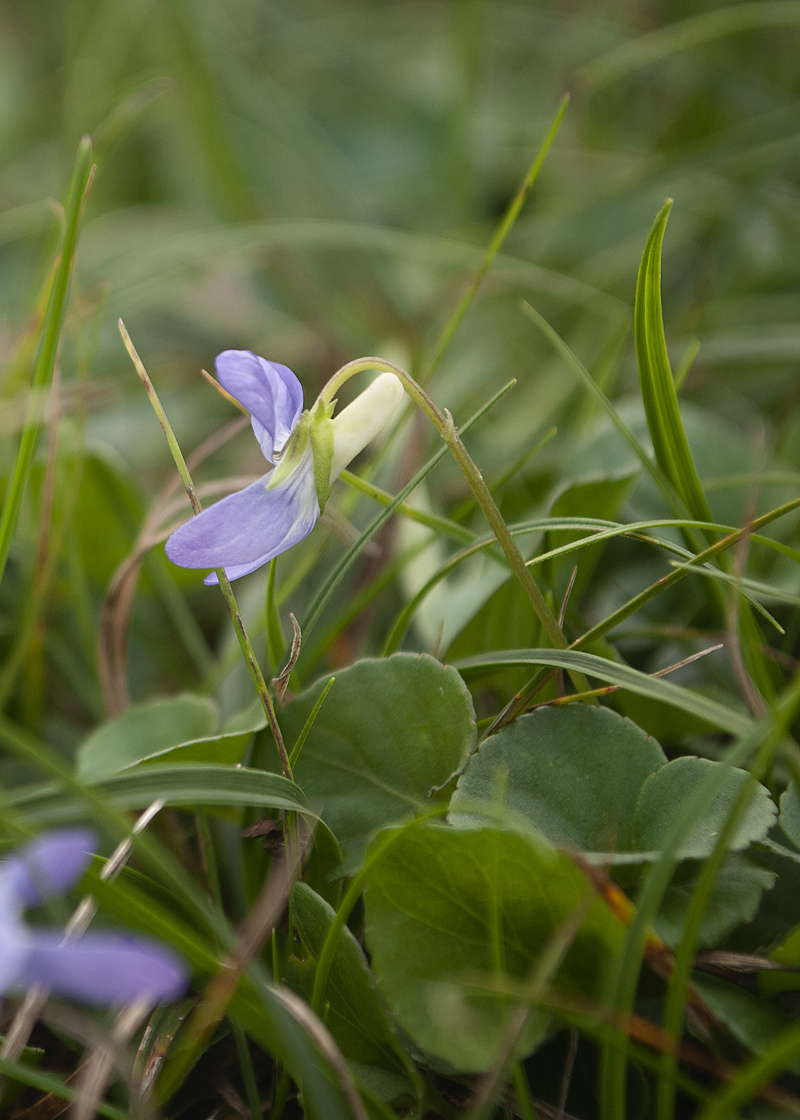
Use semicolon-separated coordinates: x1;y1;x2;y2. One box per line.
319;358;589;692
119;320;293;779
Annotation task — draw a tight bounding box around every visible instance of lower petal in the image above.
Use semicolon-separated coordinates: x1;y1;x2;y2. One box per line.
165;452;319;581
0;903;29;993
18;932;188;1005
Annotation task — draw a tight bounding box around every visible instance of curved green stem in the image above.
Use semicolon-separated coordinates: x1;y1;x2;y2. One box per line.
319;358;587;689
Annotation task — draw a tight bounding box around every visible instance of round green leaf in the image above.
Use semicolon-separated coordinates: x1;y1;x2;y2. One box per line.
365;822;624;1072
280;654;476;871
633;756;776;860
77;694;218;780
450;705;665;855
656;853;775;949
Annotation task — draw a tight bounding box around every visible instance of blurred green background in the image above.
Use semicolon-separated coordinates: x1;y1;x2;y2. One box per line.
2;0;800;739
4;0;799;432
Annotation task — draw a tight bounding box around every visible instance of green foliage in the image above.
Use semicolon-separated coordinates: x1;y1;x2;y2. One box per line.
633;756;775;860
364;821;625;1072
77;693;218;778
279;654;476;871
288;882;416;1103
451;705;667;855
656;853;775;949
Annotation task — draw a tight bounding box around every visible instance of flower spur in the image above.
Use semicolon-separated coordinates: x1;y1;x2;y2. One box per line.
165;350;404;583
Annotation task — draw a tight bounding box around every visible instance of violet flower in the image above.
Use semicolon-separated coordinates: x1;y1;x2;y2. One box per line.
0;830;187;1006
165;350;404;582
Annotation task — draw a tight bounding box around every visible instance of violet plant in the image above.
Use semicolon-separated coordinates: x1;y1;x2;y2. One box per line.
0;830;187;1006
165;349;404;583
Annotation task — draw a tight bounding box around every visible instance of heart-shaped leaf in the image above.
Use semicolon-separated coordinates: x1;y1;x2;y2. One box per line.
279;654;476;871
451;705;775;862
365;821;624;1071
77;694;218;780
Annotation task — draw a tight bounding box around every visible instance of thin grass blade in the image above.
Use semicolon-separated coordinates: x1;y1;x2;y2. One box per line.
634;200;712;525
0;137;94;587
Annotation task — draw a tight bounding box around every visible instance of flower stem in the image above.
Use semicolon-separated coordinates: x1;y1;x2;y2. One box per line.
119;321;293;779
319;358;589;692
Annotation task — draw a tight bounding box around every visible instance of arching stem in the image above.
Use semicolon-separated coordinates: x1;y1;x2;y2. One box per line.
319;358;588;692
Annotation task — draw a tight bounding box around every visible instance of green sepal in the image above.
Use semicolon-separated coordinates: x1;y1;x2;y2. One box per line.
268;415;309;491
308;398;335;507
266;399;334;510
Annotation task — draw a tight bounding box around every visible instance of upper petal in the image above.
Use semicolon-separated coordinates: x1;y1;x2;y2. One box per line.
1;829;97;909
18;931;188;1005
165;448;319;581
215;350;303;461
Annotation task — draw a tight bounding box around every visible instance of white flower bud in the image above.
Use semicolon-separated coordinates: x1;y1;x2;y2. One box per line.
329;372;404;484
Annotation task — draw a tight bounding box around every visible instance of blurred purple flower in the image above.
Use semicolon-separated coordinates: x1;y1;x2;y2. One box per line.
0;830;187;1006
165;350;403;583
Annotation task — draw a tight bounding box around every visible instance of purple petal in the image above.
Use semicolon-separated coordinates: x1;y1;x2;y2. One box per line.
215;350;303;462
165;449;319;582
18;932;188;1005
2;830;97;908
0;880;29;991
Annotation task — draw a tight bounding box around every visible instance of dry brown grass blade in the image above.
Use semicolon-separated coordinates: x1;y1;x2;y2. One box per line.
10;1063;87;1120
694;950;800;979
272;613;301;704
70;997;154;1120
534;642;725;709
465;979;800;1114
164;821;313;1082
0;986;49;1074
568;852;714;1040
270;986;371;1120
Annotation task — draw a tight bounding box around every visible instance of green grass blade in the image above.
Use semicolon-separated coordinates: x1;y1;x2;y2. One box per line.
339;468;474;543
696;1020;800;1120
289;677;335;768
0;716;358;1119
657;673;800;1118
453;648;752;736
522;300;688;518
424;94;569;380
599;703;790;1120
298;379;516;648
575;496;800;650
265;557;287;675
381;512;767;655
0;137;94;588
7;763;310;823
634;201;713;525
0;1058;126;1120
